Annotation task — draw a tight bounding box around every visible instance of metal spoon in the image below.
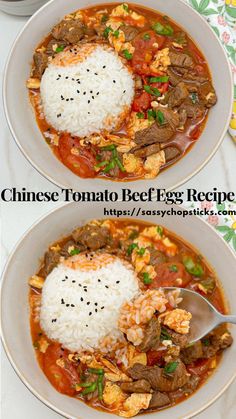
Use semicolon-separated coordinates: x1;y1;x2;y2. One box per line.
163;287;236;343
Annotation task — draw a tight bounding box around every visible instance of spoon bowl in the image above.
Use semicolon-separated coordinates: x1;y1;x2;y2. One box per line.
163;287;236;343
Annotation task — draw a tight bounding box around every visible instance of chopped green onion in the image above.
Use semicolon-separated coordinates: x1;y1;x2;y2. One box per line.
156;110;165;125
82;382;97;395
123;49;133;60
79;382;95;388
127;243;138;256
123;4;129;12
103;160;115;173
103;26;112;38
164;361;178;374
113;30;120;38
169;264;178;272
94;160;109;169
143;33;151;40
101;14;108;23
97;375;104;401
137;247;145;256
160;327;171;341
183;256;204;277
152;22;174;36
143;272;152;285
96;154;102;161
115;157;126;172
199;278;215;293
137;112;144;119
55;45;65;53
202;338;210;346
69;248;81;256
87;368;104;375
147;109;156;120
190;92;198;104
101;144;116;151
144;85;161;97
149;76;169;83
157;226;163;236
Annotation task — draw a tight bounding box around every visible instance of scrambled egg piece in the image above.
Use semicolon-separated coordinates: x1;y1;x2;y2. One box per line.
105;372;131;382
119;393;152;417
111;4;129;17
141;226;162;241
38;337;49;353
132;247;150;273
163;308;192;334
141;264;157;280
28;275;44;289
144;151;166;179
162;237;178;257
123;153;143;174
26;78;40;89
127;112;152;139
150;48;171;73
129;352;147;367
103;382;126;407
108;29;126;52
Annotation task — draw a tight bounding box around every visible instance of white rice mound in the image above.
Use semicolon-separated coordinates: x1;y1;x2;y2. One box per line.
40;257;139;352
40;44;135;137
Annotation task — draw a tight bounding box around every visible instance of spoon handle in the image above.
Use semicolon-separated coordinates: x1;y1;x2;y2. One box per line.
218;314;236;325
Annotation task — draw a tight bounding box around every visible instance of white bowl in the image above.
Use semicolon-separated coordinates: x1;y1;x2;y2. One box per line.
0;0;48;16
1;201;236;419
3;0;233;192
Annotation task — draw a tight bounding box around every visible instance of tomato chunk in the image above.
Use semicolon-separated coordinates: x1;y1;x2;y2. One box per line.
150;262;192;288
187;358;211;376
132;91;151;112
58;134;96;178
43;343;79;396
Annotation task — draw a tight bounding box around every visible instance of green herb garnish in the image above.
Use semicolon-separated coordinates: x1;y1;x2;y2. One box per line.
82;382;97;395
137;112;144;119
101;14;108;23
103;160;116;173
94;160;109;169
169;264;178;272
190;92;198;104
55;45;65;53
149;76;169;83
103;26;112;38
183;256;204;277
143;33;151;40
113;29;120;38
129;230;139;240
164;361;179;374
97;374;104;400
101;144;116;151
143;272;152;285
123;3;129;12
127;243;138;256
144;85;161;97
87;368;104;375
147;109;156;120
123;49;133;60
152;22;174;36
156;226;163;236
137;247;145;256
160;327;171;341
69;248;81;256
202;338;210;346
156;110;165;125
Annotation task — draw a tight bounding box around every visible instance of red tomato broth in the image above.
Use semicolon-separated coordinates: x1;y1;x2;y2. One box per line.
28;2;213;181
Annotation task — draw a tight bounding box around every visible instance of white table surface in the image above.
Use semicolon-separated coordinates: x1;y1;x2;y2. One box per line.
0;9;236;419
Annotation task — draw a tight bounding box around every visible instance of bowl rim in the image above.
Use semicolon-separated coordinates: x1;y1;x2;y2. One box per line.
2;0;234;192
1;201;236;419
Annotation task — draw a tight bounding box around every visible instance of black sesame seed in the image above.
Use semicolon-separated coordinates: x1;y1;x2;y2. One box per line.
98;279;101;282
72;280;76;283
84;289;88;292
89;312;92;316
77;90;80;93
105;285;109;289
87;69;90;72
87;302;90;305
81;297;84;302
86;324;88;327
103;65;106;68
61;298;65;304
65;276;68;279
116;281;120;284
95;309;98;313
88;100;90;104
57;113;61;118
92;96;95;100
66;99;69;102
113;80;116;83
96;92;100;96
69;49;72;53
94;303;98;306
66;304;70;307
94;73;98;75
83;92;86;95
101;306;105;310
72;78;75;81
88;112;90;115
65;76;69;79
71;304;75;307
78;284;82;287
70;98;74;101
62;279;66;282
123;90;126;93
90;90;93;93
